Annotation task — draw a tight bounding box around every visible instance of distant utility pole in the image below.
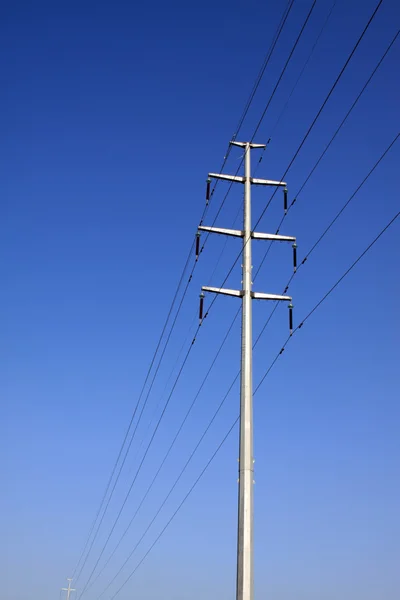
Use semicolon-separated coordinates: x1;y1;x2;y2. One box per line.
61;579;76;600
199;141;296;600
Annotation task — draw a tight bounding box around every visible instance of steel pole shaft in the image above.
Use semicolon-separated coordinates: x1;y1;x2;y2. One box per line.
236;143;254;600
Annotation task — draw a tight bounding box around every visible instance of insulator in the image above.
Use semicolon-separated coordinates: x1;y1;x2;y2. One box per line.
206;178;211;203
283;187;288;214
199;292;205;323
195;232;201;260
288;303;293;335
292;243;297;273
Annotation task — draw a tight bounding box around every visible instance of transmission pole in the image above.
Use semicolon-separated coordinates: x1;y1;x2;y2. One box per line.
61;579;76;600
199;141;296;600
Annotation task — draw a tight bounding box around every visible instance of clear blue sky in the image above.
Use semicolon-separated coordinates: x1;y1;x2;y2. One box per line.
2;1;399;599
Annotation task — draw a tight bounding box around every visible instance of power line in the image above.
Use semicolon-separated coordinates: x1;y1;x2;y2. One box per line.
254;130;399;345
254;0;386;229
86;3;393;593
93;130;398;597
210;0;335;266
200;0;295;225
102;207;399;600
98;11;394;590
98;379;242;599
72;242;196;584
77;213;259;595
201;0;386;312
268;0;337;140
304;134;399;260
124;311;198;474
201;0;317;243
255;208;400;391
74;9;310;577
76;313;208;598
115;2;304;493
257;27;399;276
98;378;241;600
90;133;297;593
213;1;336;253
86;14;396;588
72;240;194;583
233;0;295;139
83;309;241;596
77;239;243;597
109;418;239;600
71;6;296;577
291;30;399;208
207;0;387;289
71;0;386;588
251;0;317;139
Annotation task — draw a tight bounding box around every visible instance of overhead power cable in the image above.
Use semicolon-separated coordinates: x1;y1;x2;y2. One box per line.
98;131;398;596
72;242;194;583
73;0;385;588
70;1;295;582
199;0;316;247
87;3;394;591
103;208;400;600
199;0;295;226
257;27;400;276
268;0;337;140
233;0;295;140
253;131;399;344
83;310;240;596
251;0;317;139
201;0;386;308
209;0;337;270
255;208;400;391
108;418;239;600
76;311;209;598
254;0;386;229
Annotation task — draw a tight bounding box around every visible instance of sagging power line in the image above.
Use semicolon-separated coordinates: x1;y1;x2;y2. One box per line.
66;2;394;596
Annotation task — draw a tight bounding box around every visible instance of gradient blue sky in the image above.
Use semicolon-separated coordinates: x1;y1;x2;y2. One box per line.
2;1;400;599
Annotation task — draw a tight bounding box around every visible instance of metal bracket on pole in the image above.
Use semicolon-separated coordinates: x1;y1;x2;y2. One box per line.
202;288;292;302
198;225;244;238
198;226;296;243
250;177;286;187
202;286;243;298
251;292;292;301
251;232;295;242
230;141;266;149
209;172;287;187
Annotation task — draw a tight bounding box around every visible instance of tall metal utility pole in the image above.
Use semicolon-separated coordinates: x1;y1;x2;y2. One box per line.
61;579;76;600
199;141;296;600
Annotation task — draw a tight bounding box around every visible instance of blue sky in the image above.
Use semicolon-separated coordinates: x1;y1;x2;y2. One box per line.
2;1;400;599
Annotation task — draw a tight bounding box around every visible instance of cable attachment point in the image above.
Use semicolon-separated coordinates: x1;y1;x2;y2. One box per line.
199;292;205;324
283;186;288;214
206;178;211;204
288;303;294;335
292;243;297;273
195;232;201;260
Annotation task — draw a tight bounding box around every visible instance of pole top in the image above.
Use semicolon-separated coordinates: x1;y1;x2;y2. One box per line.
230;140;266;149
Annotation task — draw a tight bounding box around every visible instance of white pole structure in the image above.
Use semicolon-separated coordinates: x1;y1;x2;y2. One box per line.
61;579;76;600
199;141;295;600
238;142;255;600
